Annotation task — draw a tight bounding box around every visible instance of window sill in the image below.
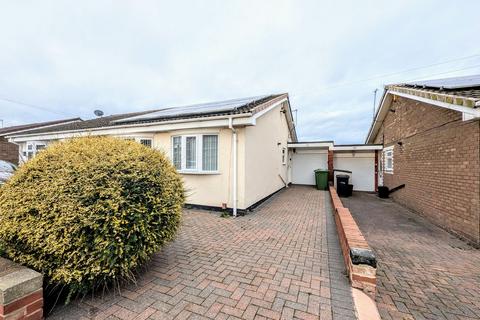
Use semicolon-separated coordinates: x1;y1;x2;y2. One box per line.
178;170;221;175
384;171;394;174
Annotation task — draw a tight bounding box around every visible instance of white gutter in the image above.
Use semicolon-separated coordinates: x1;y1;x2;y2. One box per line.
6;113;255;142
228;117;237;217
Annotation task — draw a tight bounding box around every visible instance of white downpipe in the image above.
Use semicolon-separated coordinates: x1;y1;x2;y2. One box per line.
228;117;238;217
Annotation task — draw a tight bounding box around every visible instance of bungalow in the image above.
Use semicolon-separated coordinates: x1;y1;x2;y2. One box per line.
5;94;296;215
366;74;480;245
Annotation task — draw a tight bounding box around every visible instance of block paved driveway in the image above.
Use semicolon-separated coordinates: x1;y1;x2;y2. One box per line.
342;192;480;320
49;186;357;320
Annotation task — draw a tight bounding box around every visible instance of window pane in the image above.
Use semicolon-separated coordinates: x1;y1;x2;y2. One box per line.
202;135;218;171
36;145;46;151
140;139;152;148
172;136;182;170
186;136;196;169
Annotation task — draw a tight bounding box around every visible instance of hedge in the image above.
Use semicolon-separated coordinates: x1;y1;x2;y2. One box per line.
0;136;185;299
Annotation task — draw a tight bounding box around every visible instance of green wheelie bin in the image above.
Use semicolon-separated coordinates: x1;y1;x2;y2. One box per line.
314;169;329;190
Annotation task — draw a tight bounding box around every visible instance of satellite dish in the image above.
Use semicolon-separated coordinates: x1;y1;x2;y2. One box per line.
94;110;104;117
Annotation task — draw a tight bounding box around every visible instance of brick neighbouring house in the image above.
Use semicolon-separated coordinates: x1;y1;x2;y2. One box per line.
366;74;480;246
0;118;81;164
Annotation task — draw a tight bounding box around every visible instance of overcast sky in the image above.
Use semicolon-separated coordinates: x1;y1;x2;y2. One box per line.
1;1;479;143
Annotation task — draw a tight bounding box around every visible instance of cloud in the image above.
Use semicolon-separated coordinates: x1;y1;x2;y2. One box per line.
0;0;479;143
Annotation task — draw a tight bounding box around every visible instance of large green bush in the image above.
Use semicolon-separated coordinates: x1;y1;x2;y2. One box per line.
0;136;184;298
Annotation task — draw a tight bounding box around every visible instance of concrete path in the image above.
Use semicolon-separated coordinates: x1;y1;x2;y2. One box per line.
342;192;480;320
49;186;356;320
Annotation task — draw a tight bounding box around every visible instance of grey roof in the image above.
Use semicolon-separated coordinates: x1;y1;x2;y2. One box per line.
7;94;285;136
390;74;480;100
0;118;81;136
10;110;161;136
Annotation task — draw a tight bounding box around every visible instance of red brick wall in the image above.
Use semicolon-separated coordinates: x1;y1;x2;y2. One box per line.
329;186;376;297
374;96;480;245
0;137;19;165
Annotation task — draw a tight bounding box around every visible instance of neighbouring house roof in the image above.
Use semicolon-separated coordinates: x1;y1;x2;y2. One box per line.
366;74;480;143
0;118;82;137
6;94;297;141
387;74;480;107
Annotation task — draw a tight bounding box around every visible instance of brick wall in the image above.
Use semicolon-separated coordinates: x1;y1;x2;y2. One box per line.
329;186;377;297
0;137;19;165
374;96;480;245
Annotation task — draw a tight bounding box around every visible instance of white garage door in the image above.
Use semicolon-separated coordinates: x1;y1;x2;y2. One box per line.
333;152;375;191
291;151;328;185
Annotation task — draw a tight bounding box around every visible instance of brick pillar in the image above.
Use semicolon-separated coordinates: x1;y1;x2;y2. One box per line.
328;150;334;182
0;258;43;320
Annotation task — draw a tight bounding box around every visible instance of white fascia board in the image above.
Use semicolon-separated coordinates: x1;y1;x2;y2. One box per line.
248;96;298;143
287;142;334;149
333;145;383;151
8;114;255;143
365;90;390;144
251;98;288;124
365;88;480;144
390;89;480;117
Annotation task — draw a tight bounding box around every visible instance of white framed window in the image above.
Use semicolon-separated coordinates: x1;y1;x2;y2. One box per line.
120;136;153;148
202;135;218;171
139;138;152;148
172;136;182;170
171;134;218;173
383;146;394;173
23;142;47;160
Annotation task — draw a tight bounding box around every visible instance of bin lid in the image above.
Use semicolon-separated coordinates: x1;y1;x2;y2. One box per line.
314;169;329;173
336;174;350;178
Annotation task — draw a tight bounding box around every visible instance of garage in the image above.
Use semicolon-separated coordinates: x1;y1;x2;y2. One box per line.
289;141;331;185
333;147;379;191
288;142;381;191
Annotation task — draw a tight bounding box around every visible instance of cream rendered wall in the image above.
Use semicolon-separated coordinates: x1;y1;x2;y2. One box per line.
243;102;291;208
153;127;245;209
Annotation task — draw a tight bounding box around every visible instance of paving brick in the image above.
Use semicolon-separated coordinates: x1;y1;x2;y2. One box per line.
48;186;355;320
344;192;480;320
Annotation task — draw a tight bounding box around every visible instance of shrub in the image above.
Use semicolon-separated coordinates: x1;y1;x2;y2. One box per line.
0;136;184;299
